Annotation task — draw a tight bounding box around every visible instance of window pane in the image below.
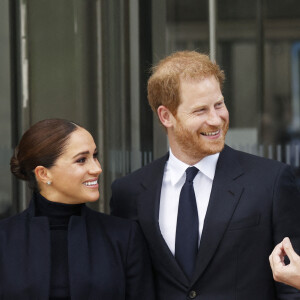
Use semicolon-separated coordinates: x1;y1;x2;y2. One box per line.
26;0;99;134
0;0;13;219
17;0;101;210
264;0;300;176
215;0;259;151
166;0;209;53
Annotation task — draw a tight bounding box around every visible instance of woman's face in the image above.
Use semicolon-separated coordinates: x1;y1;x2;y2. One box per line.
41;127;102;204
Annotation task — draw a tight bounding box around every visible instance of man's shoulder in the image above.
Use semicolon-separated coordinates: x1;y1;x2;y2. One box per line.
112;153;168;185
85;206;138;231
110;154;168;217
223;145;289;171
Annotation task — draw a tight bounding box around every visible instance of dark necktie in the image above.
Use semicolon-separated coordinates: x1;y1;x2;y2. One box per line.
175;166;199;279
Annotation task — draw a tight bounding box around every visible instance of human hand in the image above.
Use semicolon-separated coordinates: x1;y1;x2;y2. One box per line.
269;237;300;290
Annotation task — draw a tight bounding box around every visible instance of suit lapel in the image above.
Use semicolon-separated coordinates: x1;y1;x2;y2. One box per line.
137;147;245;287
192;146;244;285
137;154;190;287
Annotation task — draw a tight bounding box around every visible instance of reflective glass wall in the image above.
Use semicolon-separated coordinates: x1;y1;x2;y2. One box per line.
2;0;154;214
101;0;155;210
165;0;300;182
263;0;300;177
3;0;103;214
2;0;300;218
24;0;101;209
0;0;13;218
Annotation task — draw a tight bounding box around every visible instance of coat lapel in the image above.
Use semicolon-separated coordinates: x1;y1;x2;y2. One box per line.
68;209;91;300
25;196;51;298
28;216;51;298
191;146;244;285
9;196;92;298
137;154;190;287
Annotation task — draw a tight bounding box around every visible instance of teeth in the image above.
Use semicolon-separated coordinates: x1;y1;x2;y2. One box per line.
84;180;97;186
202;130;220;136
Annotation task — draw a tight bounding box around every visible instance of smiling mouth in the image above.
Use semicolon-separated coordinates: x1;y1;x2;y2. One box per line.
83;180;98;187
201;130;220;136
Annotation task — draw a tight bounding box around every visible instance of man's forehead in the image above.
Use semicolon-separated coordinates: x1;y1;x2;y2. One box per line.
179;74;217;85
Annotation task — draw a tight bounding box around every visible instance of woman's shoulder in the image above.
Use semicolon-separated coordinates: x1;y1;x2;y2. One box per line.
86;207;136;227
85;207;142;239
0;211;27;227
0;211;28;241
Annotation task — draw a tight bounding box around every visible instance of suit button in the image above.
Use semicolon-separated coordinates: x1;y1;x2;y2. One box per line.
189;290;197;299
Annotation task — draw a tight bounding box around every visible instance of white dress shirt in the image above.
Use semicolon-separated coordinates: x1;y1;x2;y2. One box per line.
159;149;219;255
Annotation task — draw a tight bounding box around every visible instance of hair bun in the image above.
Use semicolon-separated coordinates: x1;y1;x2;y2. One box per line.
10;150;28;181
10;119;78;191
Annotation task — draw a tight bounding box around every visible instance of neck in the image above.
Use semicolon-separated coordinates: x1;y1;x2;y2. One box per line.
169;147;204;165
35;192;82;221
39;190;80;205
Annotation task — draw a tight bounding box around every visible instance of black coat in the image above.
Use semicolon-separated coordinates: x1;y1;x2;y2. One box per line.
111;145;300;300
0;193;155;300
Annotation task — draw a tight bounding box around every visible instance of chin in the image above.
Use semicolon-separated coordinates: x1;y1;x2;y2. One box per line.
89;198;99;203
81;192;99;203
87;195;100;203
197;140;225;157
82;197;98;203
209;142;225;154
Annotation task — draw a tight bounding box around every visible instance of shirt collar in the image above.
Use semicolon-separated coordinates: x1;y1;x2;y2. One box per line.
167;148;220;186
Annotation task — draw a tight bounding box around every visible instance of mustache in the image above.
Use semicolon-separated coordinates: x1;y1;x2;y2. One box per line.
196;126;221;135
196;120;229;135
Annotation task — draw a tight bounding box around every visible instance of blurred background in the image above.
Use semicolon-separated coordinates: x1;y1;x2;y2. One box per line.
1;0;300;217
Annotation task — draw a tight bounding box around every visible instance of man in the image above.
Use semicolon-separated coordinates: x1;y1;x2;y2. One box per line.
110;51;300;299
270;237;300;290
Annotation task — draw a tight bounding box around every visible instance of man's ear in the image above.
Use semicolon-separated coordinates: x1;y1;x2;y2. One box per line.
157;105;175;128
34;166;51;185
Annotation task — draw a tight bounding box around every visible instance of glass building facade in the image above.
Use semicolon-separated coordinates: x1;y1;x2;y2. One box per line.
1;0;300;217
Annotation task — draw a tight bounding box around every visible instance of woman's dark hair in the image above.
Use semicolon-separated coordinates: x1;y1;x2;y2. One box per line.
10;119;79;191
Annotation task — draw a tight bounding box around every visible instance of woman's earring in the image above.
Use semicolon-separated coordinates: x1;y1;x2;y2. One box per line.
47;181;52;185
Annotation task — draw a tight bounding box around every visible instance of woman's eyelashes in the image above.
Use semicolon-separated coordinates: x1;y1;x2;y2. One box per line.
76;157;86;164
76;152;98;164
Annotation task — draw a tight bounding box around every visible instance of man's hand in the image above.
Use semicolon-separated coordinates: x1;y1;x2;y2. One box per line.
269;237;300;290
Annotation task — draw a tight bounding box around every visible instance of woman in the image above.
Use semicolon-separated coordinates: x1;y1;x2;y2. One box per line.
0;119;155;300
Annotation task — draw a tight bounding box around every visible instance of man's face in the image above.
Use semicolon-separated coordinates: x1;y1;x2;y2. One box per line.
169;76;229;164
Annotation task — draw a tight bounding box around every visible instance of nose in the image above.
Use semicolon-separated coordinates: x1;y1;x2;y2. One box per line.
89;159;102;176
206;109;222;126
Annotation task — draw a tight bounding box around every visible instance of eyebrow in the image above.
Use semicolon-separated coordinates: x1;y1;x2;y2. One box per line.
72;148;98;159
189;97;224;111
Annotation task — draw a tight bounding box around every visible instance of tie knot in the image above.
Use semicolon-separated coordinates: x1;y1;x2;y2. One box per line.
185;166;198;183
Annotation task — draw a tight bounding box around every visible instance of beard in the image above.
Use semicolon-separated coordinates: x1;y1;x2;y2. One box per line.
172;118;229;162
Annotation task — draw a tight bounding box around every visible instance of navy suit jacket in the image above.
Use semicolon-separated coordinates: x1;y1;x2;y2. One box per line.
110;145;300;300
0;193;155;300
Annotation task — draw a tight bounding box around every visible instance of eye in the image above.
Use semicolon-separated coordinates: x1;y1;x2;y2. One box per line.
216;100;225;108
93;152;98;159
76;157;86;163
194;108;205;114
